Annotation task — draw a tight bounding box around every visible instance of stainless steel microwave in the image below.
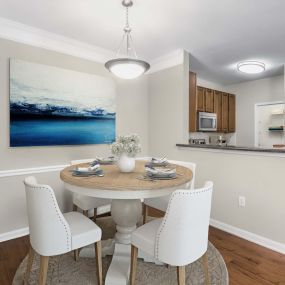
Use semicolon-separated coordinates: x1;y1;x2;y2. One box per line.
198;112;217;131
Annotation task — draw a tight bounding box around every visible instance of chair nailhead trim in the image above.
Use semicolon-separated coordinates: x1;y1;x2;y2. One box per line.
155;186;212;260
30;185;71;251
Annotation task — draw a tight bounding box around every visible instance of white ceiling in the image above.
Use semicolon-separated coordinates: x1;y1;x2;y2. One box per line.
0;0;285;85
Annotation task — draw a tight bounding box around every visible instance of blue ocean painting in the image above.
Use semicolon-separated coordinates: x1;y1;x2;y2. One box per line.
10;59;116;147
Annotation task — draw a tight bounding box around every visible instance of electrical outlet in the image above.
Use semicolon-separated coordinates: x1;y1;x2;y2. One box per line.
238;196;246;207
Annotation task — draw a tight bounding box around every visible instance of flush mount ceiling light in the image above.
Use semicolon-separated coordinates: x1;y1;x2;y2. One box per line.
105;0;150;79
237;61;266;74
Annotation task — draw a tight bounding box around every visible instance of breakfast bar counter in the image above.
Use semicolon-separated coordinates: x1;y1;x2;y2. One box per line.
176;143;285;154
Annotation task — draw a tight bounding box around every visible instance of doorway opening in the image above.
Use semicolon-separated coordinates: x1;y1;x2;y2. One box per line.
255;101;285;148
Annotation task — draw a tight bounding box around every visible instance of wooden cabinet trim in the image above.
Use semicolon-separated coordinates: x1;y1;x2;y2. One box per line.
228;94;236;133
204;88;214;113
214;91;223;132
189;72;197;132
222;93;229;132
197;86;205;112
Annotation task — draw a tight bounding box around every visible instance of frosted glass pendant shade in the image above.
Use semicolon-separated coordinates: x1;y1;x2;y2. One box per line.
105;58;150;79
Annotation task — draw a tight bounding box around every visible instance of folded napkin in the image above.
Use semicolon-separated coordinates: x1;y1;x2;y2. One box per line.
91;157;116;165
151;157;168;164
76;164;101;172
145;166;176;179
145;157;169;168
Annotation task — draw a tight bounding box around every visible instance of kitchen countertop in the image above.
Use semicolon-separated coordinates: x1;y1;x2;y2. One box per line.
176;143;285;153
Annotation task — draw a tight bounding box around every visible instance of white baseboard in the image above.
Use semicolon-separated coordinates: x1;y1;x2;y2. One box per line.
210;219;285;254
0;227;29;242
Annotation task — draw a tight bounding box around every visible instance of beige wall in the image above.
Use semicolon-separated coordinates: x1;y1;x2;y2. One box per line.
169;148;285;244
149;60;285;246
149;65;188;156
227;75;284;146
0;38;149;236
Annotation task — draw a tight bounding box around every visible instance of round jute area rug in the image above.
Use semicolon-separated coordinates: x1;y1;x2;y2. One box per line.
13;217;228;285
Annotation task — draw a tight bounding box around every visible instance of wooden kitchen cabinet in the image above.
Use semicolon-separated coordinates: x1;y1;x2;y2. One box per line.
222;93;229;132
204;89;214;112
196;87;214;113
214;91;223;131
189;72;197;132
188;71;236;133
228;94;236;132
215;92;236;133
197;86;205;112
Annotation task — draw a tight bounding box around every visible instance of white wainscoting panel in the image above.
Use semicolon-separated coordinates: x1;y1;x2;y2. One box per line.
0;164;68;178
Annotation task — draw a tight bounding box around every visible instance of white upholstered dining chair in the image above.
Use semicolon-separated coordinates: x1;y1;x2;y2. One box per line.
71;159;111;221
130;181;213;285
143;160;196;223
23;176;103;285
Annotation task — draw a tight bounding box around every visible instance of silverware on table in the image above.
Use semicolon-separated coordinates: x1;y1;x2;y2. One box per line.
72;173;105;177
136;176;156;182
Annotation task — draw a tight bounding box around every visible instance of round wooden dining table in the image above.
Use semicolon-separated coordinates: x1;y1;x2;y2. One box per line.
60;160;193;285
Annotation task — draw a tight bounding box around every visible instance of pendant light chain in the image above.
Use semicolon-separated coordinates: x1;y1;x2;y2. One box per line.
126;6;130;56
125;5;136;57
125;6;129;31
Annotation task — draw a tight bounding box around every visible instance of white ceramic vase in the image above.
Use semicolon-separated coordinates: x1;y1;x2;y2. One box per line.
117;154;135;173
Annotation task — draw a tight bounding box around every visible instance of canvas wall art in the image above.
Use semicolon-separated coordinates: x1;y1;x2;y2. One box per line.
10;59;116;147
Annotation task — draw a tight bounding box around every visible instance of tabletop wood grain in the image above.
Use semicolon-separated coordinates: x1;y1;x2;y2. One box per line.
60;160;193;191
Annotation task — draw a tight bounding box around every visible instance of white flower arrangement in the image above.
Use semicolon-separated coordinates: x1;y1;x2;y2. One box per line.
111;134;141;157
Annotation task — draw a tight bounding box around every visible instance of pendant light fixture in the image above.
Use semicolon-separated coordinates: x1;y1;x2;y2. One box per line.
105;0;150;79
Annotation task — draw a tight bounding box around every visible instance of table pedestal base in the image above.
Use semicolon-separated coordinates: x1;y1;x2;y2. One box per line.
104;199;141;285
78;199;163;284
105;243;131;285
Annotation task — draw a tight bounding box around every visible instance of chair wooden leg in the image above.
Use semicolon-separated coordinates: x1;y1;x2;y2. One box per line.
93;208;97;222
202;252;211;285
39;256;49;285
74;249;79;261
142;204;148;224
176;266;185;285
95;241;103;285
83;210;88;217
130;245;138;285
73;204;78;211
23;245;35;285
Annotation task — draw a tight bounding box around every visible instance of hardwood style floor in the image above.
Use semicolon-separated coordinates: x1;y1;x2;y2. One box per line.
208;227;285;285
1;217;284;285
0;234;29;285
